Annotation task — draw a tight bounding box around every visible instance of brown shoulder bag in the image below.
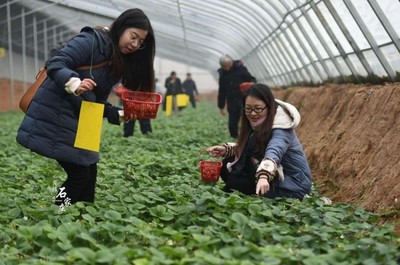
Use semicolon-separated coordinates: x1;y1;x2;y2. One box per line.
19;61;109;113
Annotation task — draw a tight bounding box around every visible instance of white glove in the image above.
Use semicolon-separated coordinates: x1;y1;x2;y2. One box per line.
65;77;81;96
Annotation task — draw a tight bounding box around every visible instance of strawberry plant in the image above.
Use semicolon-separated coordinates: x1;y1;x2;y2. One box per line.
0;102;399;264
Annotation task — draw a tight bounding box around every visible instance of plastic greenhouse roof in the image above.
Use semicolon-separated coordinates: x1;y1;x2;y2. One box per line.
1;0;400;86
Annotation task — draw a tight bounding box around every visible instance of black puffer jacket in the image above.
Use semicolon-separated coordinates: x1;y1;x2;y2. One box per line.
16;27;121;166
217;60;256;109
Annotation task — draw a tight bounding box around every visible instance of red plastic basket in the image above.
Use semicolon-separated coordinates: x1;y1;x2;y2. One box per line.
121;91;162;119
199;160;222;183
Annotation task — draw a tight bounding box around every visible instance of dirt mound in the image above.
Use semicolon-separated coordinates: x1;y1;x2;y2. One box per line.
273;83;400;229
1;80;399;229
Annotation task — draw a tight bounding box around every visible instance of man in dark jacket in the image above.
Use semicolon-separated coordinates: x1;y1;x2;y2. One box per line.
182;73;199;108
163;71;183;112
217;54;256;138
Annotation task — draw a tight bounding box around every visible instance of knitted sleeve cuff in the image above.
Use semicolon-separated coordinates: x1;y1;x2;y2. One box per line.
255;158;277;182
222;142;236;158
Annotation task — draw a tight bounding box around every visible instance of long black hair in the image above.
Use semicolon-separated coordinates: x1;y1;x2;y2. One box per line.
236;84;277;159
108;8;155;91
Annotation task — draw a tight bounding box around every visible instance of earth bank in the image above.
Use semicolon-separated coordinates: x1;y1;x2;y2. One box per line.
273;83;400;231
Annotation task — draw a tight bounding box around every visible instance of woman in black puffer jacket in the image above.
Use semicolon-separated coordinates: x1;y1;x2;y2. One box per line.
17;8;156;207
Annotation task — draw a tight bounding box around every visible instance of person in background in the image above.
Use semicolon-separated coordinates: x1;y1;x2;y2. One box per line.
164;71;183;112
182;73;199;108
217;54;256;138
206;83;312;199
16;8;156;206
155;78;164;96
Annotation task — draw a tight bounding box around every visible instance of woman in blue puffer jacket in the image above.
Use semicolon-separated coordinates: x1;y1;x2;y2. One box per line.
207;84;312;199
16;8;156;206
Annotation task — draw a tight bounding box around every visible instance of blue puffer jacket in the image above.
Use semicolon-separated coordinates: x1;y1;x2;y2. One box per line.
16;27;121;166
264;100;312;196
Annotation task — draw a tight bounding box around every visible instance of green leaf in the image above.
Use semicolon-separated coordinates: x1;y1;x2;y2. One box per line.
192;233;211;244
95;248;115;263
67;247;96;263
230;212;249;226
104;210;122;220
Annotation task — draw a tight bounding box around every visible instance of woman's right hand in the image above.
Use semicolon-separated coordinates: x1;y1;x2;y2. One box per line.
256;178;270;196
206;146;226;157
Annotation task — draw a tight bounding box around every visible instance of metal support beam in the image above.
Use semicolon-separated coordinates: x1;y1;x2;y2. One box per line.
344;0;396;81
368;0;400;53
311;1;361;82
7;1;15;107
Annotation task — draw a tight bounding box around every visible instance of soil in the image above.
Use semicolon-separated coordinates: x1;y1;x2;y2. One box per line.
1;78;399;232
273;83;400;233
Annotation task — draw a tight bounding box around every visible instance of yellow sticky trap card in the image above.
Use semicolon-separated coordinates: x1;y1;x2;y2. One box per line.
74;101;104;152
177;94;189;107
165;95;172;116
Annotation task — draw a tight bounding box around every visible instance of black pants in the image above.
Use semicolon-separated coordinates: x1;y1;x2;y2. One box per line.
55;161;97;205
123;119;152;137
227;104;242;138
220;157;256;195
188;93;196;108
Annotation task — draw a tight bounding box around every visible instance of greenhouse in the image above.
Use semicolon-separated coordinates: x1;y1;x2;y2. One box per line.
0;0;399;264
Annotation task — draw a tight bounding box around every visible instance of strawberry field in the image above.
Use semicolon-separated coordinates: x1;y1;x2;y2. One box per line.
0;101;399;264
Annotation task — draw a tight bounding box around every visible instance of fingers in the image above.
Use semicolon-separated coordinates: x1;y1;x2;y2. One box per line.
206;146;225;157
123;114;137;122
80;79;97;90
256;179;270;196
75;79;97;95
82;78;97;87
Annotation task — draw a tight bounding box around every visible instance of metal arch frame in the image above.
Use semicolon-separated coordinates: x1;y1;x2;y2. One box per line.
220;1;275;84
246;2;291;81
246;0;324;84
2;0;400;89
310;1;361;82
46;0;255;64
293;3;334;80
266;3;309;83
154;30;227;63
284;1;327;83
182;0;259;57
368;0;400;54
245;1;302;85
146;0;252;58
154;38;217;70
296;3;347;81
152;20;243;64
343;0;396;81
12;17;77;57
280;1;322;84
170;5;252;52
324;0;375;80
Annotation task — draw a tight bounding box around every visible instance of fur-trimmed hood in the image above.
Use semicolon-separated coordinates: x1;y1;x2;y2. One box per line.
272;99;301;129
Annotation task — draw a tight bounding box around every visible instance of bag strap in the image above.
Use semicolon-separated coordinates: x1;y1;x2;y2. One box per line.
76;61;110;71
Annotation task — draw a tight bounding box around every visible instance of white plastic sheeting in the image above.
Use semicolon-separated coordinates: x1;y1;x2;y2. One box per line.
1;0;400;88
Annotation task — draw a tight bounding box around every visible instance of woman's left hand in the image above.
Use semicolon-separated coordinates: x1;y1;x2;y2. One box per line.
256;178;270;196
75;78;97;95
